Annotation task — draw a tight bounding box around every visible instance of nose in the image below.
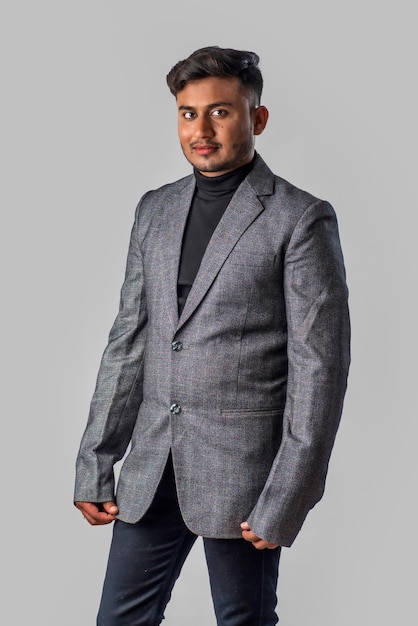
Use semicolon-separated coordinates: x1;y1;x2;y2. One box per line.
194;114;214;138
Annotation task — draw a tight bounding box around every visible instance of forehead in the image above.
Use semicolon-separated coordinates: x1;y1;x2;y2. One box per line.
176;76;248;108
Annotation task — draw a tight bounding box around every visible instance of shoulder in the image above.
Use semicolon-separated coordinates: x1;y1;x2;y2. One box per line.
140;173;194;206
132;173;194;229
250;154;335;226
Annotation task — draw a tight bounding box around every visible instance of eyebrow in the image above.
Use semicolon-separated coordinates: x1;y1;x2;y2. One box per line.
178;101;234;111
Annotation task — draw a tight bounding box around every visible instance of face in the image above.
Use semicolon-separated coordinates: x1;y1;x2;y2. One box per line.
176;76;268;176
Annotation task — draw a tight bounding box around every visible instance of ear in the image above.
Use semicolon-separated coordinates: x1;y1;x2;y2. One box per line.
253;105;269;136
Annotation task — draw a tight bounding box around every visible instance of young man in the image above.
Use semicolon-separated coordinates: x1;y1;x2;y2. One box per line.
74;46;350;625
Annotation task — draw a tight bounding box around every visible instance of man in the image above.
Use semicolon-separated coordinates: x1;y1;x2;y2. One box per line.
74;46;350;625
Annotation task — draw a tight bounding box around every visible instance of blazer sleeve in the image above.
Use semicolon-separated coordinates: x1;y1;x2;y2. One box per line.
74;198;149;503
247;199;351;547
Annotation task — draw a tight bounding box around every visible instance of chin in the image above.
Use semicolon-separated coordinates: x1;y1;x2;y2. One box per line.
190;159;221;173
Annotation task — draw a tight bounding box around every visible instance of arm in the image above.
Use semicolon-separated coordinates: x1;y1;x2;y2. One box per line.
74;198;149;509
245;200;351;547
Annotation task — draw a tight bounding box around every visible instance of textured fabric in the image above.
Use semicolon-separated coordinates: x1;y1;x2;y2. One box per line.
74;154;351;547
97;455;280;626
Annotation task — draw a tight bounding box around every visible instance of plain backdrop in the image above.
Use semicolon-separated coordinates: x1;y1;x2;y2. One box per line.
1;1;416;624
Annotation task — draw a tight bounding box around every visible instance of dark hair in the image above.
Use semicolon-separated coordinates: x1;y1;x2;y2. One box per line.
166;46;263;105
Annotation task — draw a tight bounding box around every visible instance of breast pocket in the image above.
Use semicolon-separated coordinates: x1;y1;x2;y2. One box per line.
226;250;276;268
213;252;278;334
216;251;276;300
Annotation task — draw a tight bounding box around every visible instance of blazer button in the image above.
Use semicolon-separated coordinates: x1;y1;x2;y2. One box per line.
171;340;183;352
170;403;182;415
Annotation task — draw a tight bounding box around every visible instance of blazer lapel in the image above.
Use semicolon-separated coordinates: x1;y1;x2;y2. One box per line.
177;164;273;330
159;176;196;333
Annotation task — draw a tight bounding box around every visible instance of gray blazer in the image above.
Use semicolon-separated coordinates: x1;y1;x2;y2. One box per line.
74;155;350;547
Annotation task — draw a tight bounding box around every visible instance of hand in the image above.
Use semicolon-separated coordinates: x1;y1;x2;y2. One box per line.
75;501;118;526
240;522;279;550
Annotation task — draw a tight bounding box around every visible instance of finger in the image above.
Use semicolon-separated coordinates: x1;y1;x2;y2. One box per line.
240;526;279;550
252;539;280;550
102;501;119;515
75;501;116;526
85;509;116;526
252;539;271;550
241;529;261;543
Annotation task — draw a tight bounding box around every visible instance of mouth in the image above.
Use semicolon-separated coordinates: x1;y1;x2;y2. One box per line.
191;144;220;156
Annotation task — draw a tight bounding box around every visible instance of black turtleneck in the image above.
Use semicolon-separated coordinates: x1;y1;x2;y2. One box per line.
177;155;256;314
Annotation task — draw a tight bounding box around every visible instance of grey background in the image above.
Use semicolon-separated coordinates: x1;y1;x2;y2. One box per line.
1;1;416;624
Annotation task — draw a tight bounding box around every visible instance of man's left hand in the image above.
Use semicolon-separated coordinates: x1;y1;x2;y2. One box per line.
240;522;279;550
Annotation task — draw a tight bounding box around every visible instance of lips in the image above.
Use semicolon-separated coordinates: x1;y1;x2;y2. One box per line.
192;143;220;155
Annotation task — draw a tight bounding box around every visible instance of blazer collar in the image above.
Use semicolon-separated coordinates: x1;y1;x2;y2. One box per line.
173;154;275;331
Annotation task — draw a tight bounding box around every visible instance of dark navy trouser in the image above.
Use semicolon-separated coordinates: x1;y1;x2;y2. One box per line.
97;456;281;626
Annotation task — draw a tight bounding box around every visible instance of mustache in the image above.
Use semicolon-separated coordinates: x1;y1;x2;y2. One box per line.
190;141;222;149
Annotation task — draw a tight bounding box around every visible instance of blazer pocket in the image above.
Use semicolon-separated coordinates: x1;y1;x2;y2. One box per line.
199;408;284;494
220;407;284;419
218;408;284;460
226;251;276;268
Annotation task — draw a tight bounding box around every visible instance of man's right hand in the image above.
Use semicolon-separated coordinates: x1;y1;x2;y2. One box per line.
75;501;119;525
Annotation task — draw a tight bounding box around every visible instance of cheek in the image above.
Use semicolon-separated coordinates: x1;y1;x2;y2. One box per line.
229;123;249;141
178;128;190;147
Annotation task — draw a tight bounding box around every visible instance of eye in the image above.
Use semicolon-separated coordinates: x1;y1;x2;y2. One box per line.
211;109;226;118
182;111;196;120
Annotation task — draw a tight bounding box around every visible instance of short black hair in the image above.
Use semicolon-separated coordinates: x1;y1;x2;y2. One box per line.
166;46;263;105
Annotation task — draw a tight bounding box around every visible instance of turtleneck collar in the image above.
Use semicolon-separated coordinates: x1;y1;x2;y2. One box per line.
193;152;257;195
